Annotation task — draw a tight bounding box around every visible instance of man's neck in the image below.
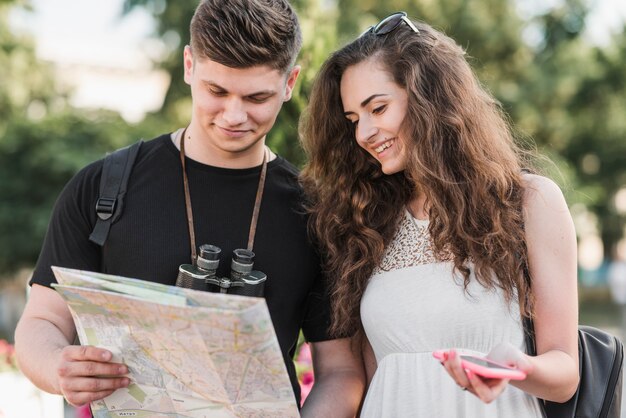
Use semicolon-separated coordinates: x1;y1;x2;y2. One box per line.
172;126;270;169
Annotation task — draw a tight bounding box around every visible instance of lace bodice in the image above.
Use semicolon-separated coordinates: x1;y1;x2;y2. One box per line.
373;210;448;275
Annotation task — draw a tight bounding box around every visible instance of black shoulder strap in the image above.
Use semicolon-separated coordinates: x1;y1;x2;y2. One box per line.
89;140;143;246
522;264;537;356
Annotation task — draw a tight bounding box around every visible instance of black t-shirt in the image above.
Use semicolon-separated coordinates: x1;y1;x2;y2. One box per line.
31;133;332;403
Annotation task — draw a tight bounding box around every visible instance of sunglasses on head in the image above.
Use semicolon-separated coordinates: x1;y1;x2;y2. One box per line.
360;11;419;37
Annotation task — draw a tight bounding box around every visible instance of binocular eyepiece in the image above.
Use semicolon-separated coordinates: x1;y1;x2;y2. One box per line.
175;244;266;297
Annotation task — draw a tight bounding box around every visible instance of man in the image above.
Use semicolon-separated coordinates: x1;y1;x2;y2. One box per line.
14;0;364;416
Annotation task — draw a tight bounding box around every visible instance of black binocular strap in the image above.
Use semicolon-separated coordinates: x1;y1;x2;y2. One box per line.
89;140;143;246
178;127;268;264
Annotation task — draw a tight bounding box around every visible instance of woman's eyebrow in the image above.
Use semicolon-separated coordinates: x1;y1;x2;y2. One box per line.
344;94;389;116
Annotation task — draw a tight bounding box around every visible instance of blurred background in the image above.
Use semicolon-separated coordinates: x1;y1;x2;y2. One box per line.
1;0;625;416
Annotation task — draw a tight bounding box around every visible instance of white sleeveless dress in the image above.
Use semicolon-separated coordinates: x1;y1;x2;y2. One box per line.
359;211;544;417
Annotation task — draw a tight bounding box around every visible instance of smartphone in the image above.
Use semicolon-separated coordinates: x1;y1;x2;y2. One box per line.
432;350;527;380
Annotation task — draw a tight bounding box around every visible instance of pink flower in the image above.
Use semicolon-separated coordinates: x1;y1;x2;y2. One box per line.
301;370;314;385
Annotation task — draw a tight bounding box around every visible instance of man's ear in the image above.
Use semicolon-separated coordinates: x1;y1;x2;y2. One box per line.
283;65;301;102
183;45;194;85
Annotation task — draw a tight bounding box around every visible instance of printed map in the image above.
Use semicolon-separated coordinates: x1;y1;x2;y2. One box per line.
52;266;299;418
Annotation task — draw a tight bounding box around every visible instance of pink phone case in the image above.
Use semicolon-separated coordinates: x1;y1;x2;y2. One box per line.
432;350;526;380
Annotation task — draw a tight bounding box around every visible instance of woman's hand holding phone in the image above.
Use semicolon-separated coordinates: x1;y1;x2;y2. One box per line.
433;350;527;380
433;343;532;403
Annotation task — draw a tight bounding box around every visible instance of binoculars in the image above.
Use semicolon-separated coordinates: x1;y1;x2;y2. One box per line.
175;244;267;297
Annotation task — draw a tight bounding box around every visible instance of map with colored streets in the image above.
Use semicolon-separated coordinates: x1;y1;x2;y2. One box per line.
51;266;299;418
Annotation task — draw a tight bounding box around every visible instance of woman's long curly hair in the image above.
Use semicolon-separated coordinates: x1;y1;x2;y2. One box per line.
299;19;533;338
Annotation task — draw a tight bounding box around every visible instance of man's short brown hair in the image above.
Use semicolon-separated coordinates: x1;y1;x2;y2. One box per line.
190;0;302;73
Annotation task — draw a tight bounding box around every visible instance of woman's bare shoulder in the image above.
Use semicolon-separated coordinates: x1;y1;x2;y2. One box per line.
521;173;568;215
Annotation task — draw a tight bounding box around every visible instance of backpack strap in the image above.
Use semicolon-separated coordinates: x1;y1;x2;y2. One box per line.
89;140;143;246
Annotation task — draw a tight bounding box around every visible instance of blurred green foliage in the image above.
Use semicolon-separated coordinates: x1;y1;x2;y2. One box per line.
0;0;625;277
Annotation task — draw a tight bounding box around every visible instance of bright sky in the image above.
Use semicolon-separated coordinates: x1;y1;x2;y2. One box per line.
585;0;626;45
10;0;158;69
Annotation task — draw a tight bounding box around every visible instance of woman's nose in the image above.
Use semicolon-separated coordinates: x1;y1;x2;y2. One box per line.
355;117;377;144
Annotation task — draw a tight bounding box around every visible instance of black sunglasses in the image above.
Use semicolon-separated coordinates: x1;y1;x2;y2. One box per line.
360;11;419;37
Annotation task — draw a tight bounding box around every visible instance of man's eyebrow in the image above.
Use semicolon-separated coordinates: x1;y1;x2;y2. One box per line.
343;94;389;116
202;80;276;98
203;80;226;90
248;90;277;98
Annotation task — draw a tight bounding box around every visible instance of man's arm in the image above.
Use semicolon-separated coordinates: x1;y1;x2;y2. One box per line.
300;338;365;418
14;284;129;406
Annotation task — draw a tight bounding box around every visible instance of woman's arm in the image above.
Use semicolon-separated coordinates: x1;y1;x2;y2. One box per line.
511;174;579;402
301;338;365;418
362;336;377;386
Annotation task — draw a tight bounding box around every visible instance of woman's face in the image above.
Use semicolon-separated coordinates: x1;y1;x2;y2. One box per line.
340;59;409;175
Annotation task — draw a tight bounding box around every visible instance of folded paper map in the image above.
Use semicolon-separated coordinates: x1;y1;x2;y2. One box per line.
51;266;299;418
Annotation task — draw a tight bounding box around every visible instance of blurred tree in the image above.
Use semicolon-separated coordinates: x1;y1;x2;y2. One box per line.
273;1;338;165
513;0;626;257
0;1;155;276
0;112;145;274
563;31;626;257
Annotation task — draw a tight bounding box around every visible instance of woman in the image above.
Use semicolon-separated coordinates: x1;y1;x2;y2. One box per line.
299;12;579;417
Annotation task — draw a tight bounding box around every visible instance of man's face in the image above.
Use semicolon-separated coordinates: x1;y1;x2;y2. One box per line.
183;46;299;166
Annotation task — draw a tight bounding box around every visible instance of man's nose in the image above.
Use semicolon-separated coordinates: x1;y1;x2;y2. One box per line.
222;98;248;126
